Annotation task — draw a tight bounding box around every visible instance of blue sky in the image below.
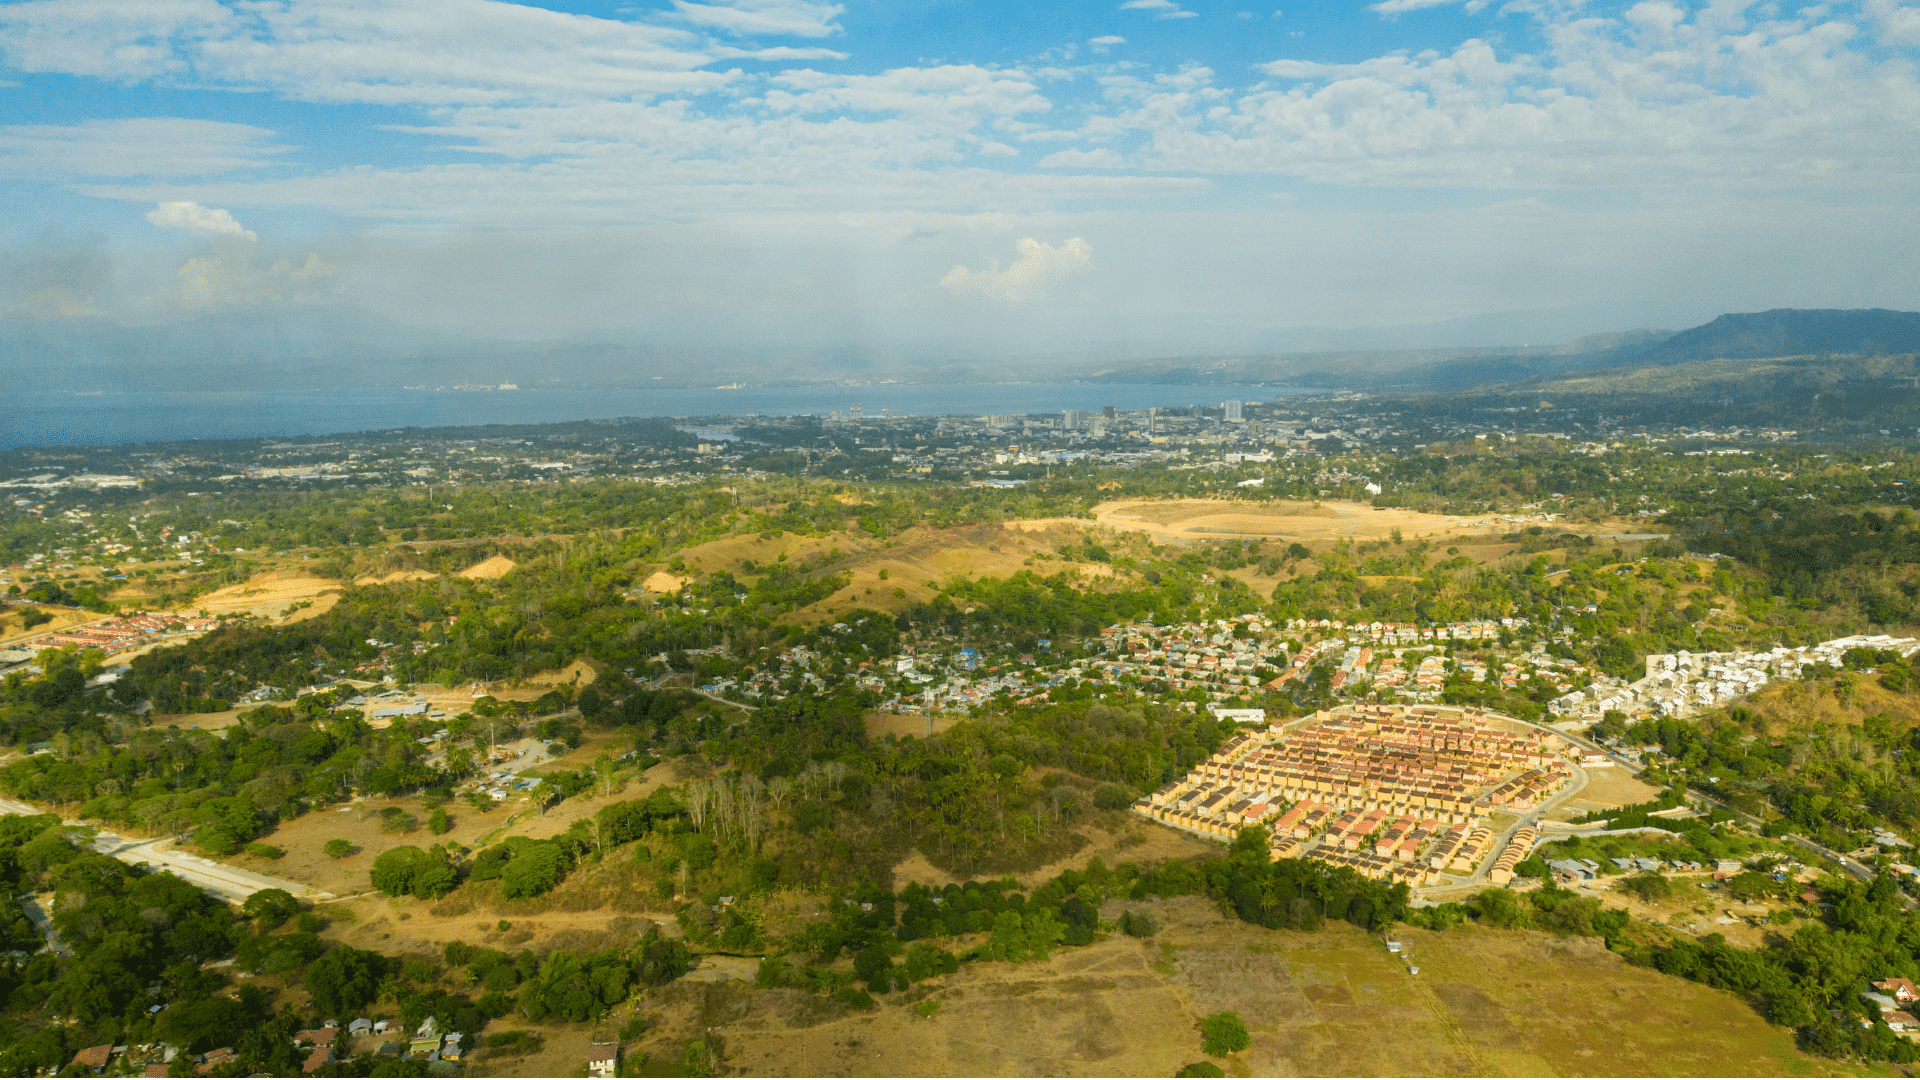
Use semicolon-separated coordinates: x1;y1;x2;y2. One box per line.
2;0;1918;356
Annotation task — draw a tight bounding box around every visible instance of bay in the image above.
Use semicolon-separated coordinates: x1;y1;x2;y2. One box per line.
4;383;1318;450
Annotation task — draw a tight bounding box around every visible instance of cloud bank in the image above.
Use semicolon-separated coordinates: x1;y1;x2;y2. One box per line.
940;238;1093;303
146;201;257;241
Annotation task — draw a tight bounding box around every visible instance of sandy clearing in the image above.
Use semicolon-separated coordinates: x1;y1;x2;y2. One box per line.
355;569;439;585
191;571;345;621
459;555;518;579
642;570;689;593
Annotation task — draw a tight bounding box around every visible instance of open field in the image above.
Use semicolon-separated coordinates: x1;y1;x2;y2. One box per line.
0;604;105;646
1092;498;1492;545
618;896;1825;1078
191;569;345;622
1545;768;1663;821
670;519;1119;624
863;712;963;740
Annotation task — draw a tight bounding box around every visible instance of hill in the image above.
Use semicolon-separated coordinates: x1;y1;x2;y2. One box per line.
1623;308;1920;366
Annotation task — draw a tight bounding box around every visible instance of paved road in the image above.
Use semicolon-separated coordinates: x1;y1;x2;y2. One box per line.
16;893;70;957
0;797;317;903
1783;832;1880;883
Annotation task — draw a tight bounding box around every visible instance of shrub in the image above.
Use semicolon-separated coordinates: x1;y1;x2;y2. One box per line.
323;839;354;859
838;987;875;1011
1619;871;1673;903
370;845;457;899
379;807;419;834
1177;1062;1226;1078
245;842;284;860
428;807;452;835
242;888;301;929
1093;783;1133;811
1200;1011;1250;1056
1120;909;1159;938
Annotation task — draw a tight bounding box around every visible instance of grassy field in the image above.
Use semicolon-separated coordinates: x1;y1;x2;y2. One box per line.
609;895;1827;1078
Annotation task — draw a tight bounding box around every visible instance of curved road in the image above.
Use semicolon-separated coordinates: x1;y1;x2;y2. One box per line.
0;797;317;904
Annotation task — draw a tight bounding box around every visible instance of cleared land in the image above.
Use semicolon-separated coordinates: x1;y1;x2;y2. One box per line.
1545;768;1663;822
862;712;964;740
1093;499;1491;545
191;570;345;623
459;555;518;579
618;896;1824;1078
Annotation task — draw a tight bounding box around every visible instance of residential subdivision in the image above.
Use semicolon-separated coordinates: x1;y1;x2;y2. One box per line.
1135;703;1578;888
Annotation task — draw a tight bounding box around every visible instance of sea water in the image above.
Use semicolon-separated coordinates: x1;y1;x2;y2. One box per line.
4;383;1321;449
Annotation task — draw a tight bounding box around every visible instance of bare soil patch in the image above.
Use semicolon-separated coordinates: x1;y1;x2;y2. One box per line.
641;570;688;593
192;571;345;621
459;555;518;579
355;569;438;585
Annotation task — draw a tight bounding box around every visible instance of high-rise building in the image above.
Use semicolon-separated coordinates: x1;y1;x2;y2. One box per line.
1223;400;1243;422
1062;409;1086;431
1103;405;1117;419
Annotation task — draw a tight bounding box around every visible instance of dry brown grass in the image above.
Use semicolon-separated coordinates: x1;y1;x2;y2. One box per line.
668;520;1133;626
0;604;106;646
1545;768;1663;822
863;712;964;740
635;898;1823;1078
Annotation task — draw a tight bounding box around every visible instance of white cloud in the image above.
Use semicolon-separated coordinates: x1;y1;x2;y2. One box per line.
939;237;1092;302
1121;7;1920;189
1370;0;1461;14
0;117;287;178
0;0;734;106
1092;35;1126;44
1120;0;1198;19
669;0;844;39
165;249;334;310
146;200;256;240
727;45;849;60
1039;147;1127;168
1868;0;1920;42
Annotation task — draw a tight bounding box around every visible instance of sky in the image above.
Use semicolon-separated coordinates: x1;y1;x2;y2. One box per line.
2;0;1919;364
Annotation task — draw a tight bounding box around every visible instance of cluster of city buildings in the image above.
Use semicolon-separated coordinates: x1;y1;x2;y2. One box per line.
1134;704;1573;886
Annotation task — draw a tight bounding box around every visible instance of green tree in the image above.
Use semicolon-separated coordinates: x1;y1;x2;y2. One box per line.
304;945;390;1016
1200;1011;1251;1056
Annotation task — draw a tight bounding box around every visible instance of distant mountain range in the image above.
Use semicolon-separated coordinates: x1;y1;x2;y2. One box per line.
1075;309;1920;392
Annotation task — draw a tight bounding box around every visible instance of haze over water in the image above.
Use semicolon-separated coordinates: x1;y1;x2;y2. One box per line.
4;383;1303;450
